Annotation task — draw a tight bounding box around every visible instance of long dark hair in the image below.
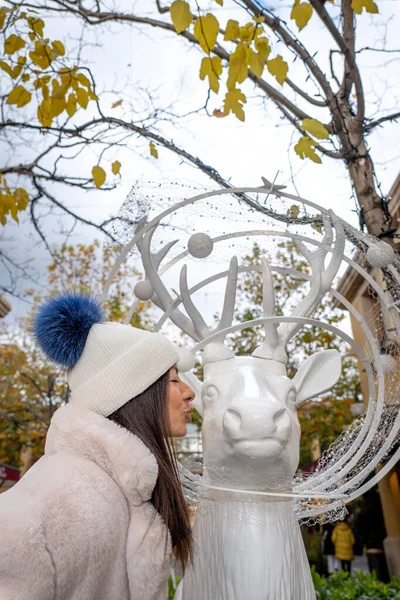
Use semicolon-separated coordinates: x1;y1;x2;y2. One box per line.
108;370;193;571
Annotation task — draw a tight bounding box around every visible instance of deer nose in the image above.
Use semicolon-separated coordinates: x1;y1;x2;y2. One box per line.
223;400;287;439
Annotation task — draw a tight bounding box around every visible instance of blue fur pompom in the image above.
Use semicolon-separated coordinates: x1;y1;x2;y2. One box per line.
34;293;104;368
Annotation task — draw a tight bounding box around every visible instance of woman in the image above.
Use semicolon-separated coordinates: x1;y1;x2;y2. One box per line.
332;516;355;573
0;294;195;600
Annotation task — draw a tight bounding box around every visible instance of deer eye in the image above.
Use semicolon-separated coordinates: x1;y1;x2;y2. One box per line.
203;385;218;400
287;390;296;409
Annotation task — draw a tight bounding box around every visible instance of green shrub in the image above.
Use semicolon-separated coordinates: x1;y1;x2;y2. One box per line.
312;567;400;599
168;575;181;599
167;570;400;599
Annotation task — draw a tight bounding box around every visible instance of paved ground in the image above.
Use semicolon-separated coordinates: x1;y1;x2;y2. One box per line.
352;553;369;574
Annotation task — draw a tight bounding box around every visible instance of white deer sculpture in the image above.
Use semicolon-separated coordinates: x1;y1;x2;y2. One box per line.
133;213;345;600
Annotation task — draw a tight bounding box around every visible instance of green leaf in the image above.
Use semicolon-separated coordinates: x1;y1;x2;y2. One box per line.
267;56;288;85
170;0;193;34
301;118;329;140
294;136;322;164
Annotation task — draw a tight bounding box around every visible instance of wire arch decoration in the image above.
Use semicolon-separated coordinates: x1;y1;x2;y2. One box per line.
102;178;400;524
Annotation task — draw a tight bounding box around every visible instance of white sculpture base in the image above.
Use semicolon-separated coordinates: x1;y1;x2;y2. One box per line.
181;497;316;600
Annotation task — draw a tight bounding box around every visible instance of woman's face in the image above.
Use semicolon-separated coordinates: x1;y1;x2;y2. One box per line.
168;366;195;437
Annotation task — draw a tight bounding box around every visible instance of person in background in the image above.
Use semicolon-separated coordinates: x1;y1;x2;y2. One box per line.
322;522;337;574
332;515;356;573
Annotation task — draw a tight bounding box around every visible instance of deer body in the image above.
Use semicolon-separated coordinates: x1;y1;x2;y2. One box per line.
182;498;314;600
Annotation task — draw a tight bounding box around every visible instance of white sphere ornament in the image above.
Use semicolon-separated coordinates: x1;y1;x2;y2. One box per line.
176;347;195;372
188;232;213;258
366;242;395;268
134;280;154;301
380;354;397;374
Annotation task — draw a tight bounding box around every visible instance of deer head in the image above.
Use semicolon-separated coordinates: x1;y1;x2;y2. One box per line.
137;212;344;490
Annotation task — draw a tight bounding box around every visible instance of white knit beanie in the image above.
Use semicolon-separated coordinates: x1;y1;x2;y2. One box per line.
68;322;179;416
34;294;180;417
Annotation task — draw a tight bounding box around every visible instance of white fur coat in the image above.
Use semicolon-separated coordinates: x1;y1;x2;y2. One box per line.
0;403;171;600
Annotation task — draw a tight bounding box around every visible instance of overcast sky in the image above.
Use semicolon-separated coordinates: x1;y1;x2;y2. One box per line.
2;0;400;327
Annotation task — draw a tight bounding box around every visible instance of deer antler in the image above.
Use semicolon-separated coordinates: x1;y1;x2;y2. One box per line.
138;225;200;341
180;256;238;364
137;225;238;360
253;211;345;363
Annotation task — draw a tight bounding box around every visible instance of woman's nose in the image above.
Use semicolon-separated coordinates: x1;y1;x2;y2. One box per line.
183;383;195;402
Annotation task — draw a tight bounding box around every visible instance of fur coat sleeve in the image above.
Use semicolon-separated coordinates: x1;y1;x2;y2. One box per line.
0;403;172;600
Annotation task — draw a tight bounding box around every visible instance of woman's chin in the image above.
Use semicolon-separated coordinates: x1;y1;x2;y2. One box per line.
172;424;187;438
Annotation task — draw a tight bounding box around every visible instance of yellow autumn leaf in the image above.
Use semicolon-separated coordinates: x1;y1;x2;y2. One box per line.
28;32;35;41
224;19;239;41
27;17;44;37
291;1;313;31
22;73;30;82
254;36;271;60
30;42;51;69
215;0;223;5
170;0;193;34
301;118;329;140
14;188;29;210
239;23;255;43
7;85;31;108
51;40;65;59
352;0;378;13
287;204;300;219
227;43;249;90
194;14;219;55
199;56;222;93
0;61;13;77
92;166;106;188
112;99;123;108
77;73;91;88
66;93;77;117
0;8;7;30
4;34;26;55
112;161;121;175
9;64;23;79
38;99;52;127
88;88;98;101
294;136;322;164
50;94;66;118
149;141;159;158
76;87;89;109
267;55;288;85
249;49;265;78
223;88;247;121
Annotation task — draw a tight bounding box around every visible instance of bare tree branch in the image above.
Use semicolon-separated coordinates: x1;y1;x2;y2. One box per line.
309;0;365;122
365;111;400;132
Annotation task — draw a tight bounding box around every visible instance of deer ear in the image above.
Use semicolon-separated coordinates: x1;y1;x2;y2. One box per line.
293;349;341;406
179;371;204;417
